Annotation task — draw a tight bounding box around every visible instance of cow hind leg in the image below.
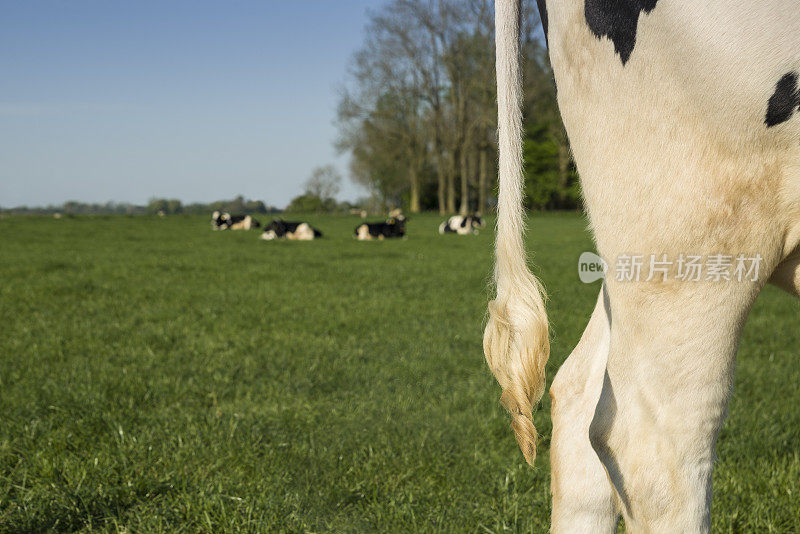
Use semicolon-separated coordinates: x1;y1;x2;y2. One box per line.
587;283;759;532
550;286;619;533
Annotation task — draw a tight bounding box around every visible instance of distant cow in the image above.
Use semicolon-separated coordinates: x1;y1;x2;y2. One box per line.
260;219;322;241
211;211;227;230
211;211;260;230
354;215;406;240
439;214;485;235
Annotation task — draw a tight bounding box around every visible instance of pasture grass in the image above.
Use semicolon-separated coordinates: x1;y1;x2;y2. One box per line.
0;212;797;532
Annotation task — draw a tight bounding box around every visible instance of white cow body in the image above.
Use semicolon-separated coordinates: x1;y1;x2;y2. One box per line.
486;1;800;532
286;222;315;241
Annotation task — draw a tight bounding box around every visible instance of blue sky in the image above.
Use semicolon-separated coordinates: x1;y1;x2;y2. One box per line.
0;0;380;208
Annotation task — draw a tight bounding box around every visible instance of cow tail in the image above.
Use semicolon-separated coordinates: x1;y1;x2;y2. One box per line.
484;0;550;466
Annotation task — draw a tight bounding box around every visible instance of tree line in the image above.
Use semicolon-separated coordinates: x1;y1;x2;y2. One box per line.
5;1;577;218
1;196;282;216
148;196;282;216
336;0;578;214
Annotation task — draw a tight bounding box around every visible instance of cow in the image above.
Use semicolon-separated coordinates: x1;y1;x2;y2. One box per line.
211;210;227;230
439;214;485;235
354;215;406;240
211;211;260;231
484;1;800;532
260;219;322;241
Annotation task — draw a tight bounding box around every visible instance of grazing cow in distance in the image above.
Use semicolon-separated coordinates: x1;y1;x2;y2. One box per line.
260;219;322;240
211;211;260;230
439;214;485;235
485;0;800;531
354;214;406;240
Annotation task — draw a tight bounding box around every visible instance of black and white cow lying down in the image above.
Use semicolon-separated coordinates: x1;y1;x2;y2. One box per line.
354;215;406;240
211;211;260;230
260;219;322;241
439;214;485;235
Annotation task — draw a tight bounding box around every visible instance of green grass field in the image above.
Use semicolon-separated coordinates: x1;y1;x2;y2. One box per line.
0;213;798;532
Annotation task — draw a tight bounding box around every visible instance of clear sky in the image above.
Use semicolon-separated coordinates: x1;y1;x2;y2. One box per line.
0;0;380;208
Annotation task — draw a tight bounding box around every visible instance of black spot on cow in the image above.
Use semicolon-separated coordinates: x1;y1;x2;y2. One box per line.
537;0;549;47
585;0;659;65
765;72;800;127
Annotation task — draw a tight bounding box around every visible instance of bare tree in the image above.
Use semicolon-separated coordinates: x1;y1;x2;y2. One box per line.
336;2;434;212
304;165;342;200
336;0;568;214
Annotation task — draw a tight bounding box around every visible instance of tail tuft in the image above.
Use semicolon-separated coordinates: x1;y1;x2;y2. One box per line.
484;271;549;465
